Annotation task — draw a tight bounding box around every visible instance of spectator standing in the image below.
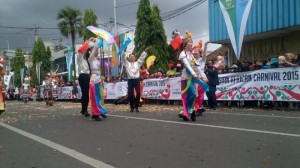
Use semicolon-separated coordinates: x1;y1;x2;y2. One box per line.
205;60;219;110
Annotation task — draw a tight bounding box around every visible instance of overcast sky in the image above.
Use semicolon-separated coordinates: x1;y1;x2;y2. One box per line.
0;0;211;53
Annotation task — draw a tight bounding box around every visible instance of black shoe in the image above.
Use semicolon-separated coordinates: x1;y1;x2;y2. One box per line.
92;115;101;121
191;111;196;121
84;113;90;117
178;114;189;121
101;114;107;118
81;110;86;115
195;108;204;116
135;108;139;112
130;108;134;112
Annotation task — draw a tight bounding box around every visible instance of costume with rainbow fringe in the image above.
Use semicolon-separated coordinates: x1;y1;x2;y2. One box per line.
88;42;107;120
0;58;5;114
178;33;209;121
192;42;209;114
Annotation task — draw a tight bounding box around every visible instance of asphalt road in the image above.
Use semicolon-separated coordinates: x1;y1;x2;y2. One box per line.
1;101;300;168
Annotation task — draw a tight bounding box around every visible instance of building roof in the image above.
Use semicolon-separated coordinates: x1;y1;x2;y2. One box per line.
206;45;228;61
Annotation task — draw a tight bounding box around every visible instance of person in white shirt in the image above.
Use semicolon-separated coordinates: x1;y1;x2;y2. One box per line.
122;46;151;112
77;44;91;117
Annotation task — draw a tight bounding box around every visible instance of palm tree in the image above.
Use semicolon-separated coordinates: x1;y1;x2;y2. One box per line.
57;6;83;80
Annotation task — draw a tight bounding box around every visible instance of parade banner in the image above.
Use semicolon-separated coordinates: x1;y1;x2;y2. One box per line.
219;0;253;60
45;67;300;101
142;77;182;100
103;81;127;99
39;86;81;100
4;75;12;91
217;67;300;101
141;67;300;101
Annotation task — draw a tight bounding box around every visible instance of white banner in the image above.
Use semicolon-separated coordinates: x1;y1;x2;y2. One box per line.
43;67;300;101
142;77;181;100
39;86;82;100
104;82;128;99
4;75;12;91
217;67;300;101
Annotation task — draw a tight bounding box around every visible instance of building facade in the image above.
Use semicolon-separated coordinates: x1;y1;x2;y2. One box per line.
209;0;300;64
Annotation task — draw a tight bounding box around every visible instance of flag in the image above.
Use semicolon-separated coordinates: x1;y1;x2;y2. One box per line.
20;68;25;85
111;42;118;77
219;0;253;60
66;48;73;82
36;62;42;84
117;38;132;58
111;34;125;77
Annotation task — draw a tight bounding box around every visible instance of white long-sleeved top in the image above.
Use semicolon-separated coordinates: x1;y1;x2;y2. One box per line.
194;57;206;78
179;50;197;80
122;51;147;79
77;53;90;74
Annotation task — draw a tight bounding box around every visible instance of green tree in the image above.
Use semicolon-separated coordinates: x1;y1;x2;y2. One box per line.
57;6;83;79
13;48;25;88
31;38;46;85
83;9;98;41
148;4;171;72
134;0;152;56
43;46;52;74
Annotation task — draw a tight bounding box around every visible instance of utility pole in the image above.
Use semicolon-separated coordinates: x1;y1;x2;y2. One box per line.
34;24;40;41
114;0;118;36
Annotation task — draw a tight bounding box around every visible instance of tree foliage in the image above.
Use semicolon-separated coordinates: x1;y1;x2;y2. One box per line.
57;6;83;79
134;0;152;57
30;38;49;85
83;9;98;41
148;4;171;72
44;46;52;73
13;48;25;88
134;1;173;72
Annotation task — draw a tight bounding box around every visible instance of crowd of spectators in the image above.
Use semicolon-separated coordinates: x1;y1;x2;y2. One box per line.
218;53;299;74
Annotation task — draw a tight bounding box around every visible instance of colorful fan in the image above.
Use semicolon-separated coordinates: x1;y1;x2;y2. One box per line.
87;25;115;44
146;55;156;68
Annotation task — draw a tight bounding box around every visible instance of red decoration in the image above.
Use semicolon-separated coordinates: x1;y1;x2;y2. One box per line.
78;41;89;54
170;36;183;50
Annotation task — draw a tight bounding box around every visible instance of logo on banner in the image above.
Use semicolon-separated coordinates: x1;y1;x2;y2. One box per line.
225;0;235;9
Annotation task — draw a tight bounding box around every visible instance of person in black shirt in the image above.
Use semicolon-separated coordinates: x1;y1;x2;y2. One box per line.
205;60;219;110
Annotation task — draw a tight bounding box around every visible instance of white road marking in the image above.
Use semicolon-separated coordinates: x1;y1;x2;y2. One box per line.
0;122;115;168
208;111;300;119
109;114;300;138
